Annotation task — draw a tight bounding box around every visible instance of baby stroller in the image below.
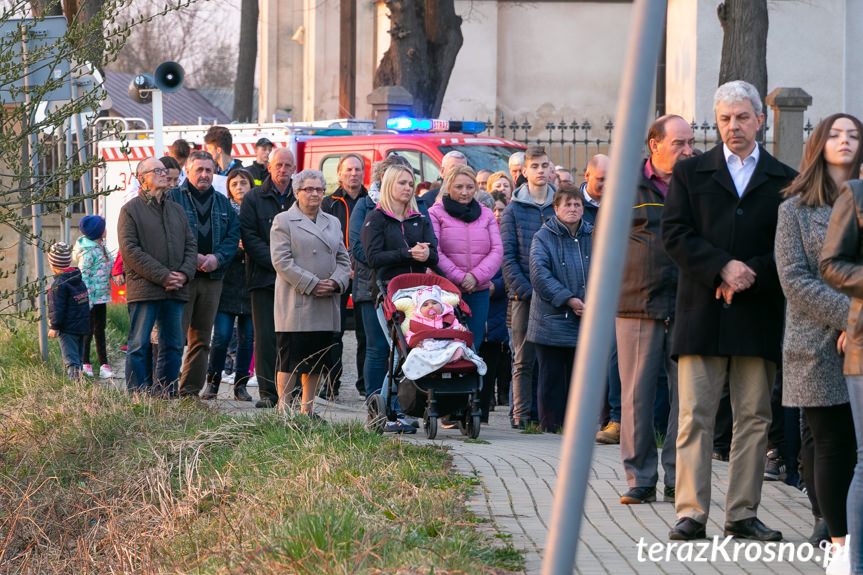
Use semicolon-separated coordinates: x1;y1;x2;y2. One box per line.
366;272;483;439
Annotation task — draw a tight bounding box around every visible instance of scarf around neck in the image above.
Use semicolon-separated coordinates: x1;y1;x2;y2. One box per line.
442;195;481;223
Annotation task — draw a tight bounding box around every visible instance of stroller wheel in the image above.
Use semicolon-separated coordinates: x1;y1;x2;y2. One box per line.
424;411;438;440
366;394;387;434
467;414;481;439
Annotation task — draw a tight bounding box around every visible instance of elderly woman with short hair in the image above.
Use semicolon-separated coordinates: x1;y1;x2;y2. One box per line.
270;169;351;417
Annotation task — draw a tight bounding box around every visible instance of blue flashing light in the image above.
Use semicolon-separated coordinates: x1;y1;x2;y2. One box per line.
387;117;433;131
386;117;487;134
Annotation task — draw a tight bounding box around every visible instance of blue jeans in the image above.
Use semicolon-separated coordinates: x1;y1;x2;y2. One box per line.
208;312;254;381
846;375;863;574
359;301;389;396
58;332;85;377
462;289;490;351
126;300;184;396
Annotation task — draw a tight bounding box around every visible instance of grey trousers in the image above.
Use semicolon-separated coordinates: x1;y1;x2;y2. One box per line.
616;317;678;489
510;298;535;425
179;277;223;396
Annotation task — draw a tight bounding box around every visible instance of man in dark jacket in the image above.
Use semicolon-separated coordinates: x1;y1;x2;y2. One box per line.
321;153;368;398
500;145;556;428
119;157;197;396
167;150;240;398
616;115;693;506
239;146;296;407
246;138;273;185
661;81;796;542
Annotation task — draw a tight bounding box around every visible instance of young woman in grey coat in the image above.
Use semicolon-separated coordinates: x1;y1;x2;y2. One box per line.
776;113;863;560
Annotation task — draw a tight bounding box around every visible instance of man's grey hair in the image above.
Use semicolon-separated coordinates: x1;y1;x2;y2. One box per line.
442;150;467;163
509;151;524;167
713;80;763;116
291;168;325;190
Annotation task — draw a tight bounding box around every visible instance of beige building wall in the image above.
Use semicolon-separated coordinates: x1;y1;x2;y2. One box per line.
261;0;860;137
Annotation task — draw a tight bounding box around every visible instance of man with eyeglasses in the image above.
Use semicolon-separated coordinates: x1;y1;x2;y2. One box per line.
167;150;240;398
118;156;197;397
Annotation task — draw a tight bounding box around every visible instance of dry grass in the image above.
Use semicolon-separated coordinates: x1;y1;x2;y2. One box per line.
0;315;523;574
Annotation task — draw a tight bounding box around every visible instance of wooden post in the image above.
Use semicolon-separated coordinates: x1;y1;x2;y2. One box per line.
339;0;356;118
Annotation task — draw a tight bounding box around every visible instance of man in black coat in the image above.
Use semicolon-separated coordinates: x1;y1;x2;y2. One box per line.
661;81;797;542
239;146;296;408
321;153;368;398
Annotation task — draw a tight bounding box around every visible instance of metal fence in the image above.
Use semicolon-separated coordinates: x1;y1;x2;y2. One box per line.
472;112;816;177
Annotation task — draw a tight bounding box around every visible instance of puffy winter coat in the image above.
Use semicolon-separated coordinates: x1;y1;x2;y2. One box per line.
485;269;509;343
500;183;557;301
48;268;91;335
428;200;502;290
526;216;593;347
72;236;114;306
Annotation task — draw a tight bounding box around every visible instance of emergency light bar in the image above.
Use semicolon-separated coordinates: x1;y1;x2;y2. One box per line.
386;117;486;134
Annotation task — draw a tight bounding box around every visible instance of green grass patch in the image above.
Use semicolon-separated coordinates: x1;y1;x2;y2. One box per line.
0;319;523;574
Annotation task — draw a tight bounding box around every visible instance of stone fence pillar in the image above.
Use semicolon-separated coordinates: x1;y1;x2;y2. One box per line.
367;86;414;130
765;87;812;169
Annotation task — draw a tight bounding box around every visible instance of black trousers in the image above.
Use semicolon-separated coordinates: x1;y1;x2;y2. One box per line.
799;411;821;518
250;287;278;403
84;303;107;366
326;283;366;395
803;403;858;537
535;343;575;433
478;340;511;419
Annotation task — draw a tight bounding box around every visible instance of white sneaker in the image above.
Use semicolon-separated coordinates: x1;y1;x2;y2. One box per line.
822;536;851;575
99;364;114;378
247;376;258;387
82;364;94;377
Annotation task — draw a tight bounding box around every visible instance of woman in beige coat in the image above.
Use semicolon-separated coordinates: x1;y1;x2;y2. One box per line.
271;169;351;417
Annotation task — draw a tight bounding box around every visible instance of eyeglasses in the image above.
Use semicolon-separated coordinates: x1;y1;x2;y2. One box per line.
298;187;325;194
139;167;168;177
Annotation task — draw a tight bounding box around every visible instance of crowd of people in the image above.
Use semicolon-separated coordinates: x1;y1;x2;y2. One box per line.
44;80;863;572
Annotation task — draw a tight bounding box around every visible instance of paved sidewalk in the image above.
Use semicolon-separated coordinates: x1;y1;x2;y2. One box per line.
107;332;828;574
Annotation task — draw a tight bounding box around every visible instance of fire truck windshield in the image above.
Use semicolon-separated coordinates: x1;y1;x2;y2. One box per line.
437;144;525;174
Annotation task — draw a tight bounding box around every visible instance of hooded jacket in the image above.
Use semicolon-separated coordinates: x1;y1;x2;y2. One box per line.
500;183;557;300
48;268;91;335
72;236;114;306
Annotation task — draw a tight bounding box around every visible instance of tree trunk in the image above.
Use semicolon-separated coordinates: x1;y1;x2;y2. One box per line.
717;0;768;102
232;0;258;122
374;0;462;118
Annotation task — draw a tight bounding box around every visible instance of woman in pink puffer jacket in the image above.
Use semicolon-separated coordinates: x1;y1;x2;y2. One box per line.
428;165;503;348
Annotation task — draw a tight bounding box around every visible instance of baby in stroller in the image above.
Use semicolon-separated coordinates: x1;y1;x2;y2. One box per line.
401;285;486;381
406;285;468;362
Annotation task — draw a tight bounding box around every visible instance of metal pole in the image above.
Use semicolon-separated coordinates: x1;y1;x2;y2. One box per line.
70;79;93;214
541;1;667;573
62;117;71;244
152;89;164;157
22;29;49;361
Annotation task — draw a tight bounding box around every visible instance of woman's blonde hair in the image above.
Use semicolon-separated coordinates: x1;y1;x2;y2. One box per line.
439;165;478;203
379;166;418;215
486;171;514;194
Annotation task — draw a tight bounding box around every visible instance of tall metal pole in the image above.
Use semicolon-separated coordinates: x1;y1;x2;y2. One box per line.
541;1;667;573
152;89;164;157
64;117;73;244
70;79;93;214
22;29;49;361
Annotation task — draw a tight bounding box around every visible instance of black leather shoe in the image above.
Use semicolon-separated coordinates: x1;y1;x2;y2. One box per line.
808;517;829;547
669;518;707;541
255;398;276;408
723;517;782;541
201;383;219;400
234;385;253;402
